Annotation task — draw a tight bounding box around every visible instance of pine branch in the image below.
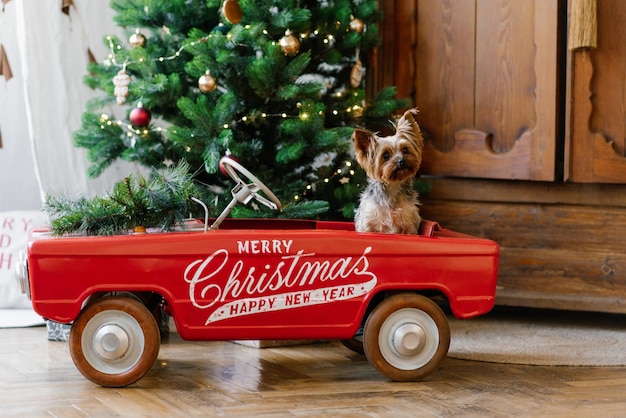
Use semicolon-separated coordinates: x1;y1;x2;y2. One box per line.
45;161;201;236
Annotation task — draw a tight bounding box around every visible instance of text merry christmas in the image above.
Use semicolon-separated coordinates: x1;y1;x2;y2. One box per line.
183;243;377;324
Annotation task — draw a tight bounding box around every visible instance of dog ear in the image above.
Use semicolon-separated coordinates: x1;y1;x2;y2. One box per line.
396;108;423;153
352;129;374;156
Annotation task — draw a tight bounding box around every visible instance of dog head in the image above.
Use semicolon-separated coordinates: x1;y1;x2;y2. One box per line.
352;108;424;184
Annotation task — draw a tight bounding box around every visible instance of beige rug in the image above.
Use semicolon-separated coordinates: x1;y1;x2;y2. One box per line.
448;308;626;366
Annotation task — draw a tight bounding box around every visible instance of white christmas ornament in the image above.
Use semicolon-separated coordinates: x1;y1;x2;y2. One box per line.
112;69;131;105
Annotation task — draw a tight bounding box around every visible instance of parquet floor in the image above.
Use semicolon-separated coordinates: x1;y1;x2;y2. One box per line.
2;322;626;417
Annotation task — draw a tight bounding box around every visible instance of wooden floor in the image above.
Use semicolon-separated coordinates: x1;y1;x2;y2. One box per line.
1;322;625;418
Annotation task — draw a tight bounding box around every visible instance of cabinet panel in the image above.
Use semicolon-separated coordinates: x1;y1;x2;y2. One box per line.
414;0;475;152
568;0;626;183
416;0;559;181
420;192;626;314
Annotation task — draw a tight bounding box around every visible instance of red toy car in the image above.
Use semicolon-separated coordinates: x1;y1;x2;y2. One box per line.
16;158;499;387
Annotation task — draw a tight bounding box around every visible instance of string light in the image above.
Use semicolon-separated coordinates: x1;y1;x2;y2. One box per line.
97;107;327;139
105;21;343;72
292;160;356;202
105;34;210;70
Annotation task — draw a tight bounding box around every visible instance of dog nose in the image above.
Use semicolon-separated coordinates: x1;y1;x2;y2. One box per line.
397;159;405;168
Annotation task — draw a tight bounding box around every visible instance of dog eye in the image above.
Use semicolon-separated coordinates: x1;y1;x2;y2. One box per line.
383;152;391;160
402;147;409;154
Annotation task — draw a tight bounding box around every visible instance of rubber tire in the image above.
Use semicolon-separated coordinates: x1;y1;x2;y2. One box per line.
363;293;450;381
341;336;365;354
69;296;160;387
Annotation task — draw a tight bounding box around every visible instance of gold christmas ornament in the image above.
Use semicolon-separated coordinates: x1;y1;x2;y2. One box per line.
349;17;365;33
351;105;364;118
279;31;300;56
198;70;217;93
350;58;363;88
221;0;243;24
129;29;147;48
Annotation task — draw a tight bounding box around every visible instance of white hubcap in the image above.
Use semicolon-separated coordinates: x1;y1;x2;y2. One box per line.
378;308;439;370
94;324;130;360
392;323;426;357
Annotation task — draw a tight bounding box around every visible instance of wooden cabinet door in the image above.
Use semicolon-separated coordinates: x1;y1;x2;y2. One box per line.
568;0;626;183
415;0;559;181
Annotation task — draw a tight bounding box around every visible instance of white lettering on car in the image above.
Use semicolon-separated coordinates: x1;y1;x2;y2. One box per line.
184;243;377;324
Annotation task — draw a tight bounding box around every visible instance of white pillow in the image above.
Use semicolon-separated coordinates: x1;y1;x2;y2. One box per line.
0;211;48;308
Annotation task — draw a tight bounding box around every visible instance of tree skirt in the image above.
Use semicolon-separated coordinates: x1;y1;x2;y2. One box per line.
447;308;626;366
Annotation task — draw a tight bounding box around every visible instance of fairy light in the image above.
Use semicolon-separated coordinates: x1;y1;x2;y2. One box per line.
97;100;363;146
105;14;360;75
292;160;356;202
106;33;210;69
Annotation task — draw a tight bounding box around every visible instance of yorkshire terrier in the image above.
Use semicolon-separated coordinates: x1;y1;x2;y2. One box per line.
353;108;424;234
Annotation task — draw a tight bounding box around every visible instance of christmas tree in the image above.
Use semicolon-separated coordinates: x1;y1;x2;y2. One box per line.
55;0;407;234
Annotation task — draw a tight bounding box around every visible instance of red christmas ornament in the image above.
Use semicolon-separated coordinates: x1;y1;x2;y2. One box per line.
219;152;239;176
129;103;151;128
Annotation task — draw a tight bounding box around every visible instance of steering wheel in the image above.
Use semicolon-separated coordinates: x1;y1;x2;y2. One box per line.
205;157;281;230
220;156;282;211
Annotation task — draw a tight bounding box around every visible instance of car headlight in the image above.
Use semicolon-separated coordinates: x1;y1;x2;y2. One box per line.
14;250;30;299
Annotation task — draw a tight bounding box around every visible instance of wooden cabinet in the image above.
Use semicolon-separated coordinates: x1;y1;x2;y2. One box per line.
376;0;626;313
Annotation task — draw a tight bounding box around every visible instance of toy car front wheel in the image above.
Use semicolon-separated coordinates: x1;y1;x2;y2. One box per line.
341;335;365;354
363;293;450;381
69;296;160;387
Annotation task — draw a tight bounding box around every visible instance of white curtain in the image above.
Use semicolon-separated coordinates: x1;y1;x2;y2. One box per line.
0;0;40;210
0;0;141;211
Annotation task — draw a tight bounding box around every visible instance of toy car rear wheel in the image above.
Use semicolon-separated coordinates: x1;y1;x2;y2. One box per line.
69;296;160;387
363;293;450;381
